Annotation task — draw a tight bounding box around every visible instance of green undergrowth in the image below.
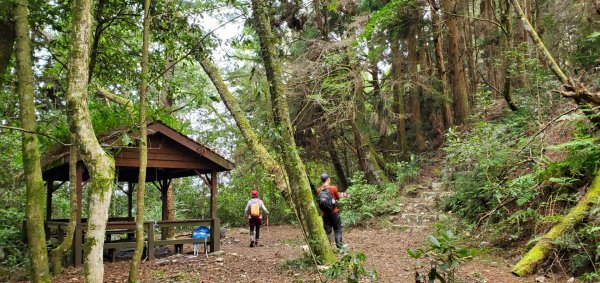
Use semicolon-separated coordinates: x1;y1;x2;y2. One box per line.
441;106;600;276
339;157;420;227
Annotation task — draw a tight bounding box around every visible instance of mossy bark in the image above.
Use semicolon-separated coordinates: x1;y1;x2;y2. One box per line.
50;142;78;275
128;0;150;281
14;0;51;281
351;65;386;185
66;0;115;281
250;0;336;264
96;86;134;112
199;57;291;199
512;169;600;276
390;38;409;158
407;18;426;153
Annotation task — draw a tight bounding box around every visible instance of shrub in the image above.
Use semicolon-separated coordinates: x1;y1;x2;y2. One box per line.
407;225;477;283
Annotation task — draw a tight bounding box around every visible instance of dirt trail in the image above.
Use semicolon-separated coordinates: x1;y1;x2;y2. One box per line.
52;224;567;282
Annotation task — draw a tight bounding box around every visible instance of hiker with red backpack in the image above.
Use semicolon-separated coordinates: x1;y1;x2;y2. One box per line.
245;189;269;247
317;173;343;249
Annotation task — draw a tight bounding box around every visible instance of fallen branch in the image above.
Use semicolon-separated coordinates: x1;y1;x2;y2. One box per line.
512;171;600;276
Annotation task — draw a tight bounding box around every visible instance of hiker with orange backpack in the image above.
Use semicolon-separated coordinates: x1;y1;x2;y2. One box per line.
317;173;343;249
245;190;269;247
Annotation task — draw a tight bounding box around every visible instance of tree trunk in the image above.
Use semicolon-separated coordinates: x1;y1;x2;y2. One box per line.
407;23;426;152
14;1;51;281
463;1;478;97
250;0;337;264
428;0;453;129
0;17;15;85
129;0;150;281
512;169;600;276
500;0;518;111
480;0;500;97
200;55;337;262
390;37;409;158
326;138;349;191
66;0;116;281
444;0;470;125
199;56;291;199
351;65;386;185
50;141;78;275
88;0;106;82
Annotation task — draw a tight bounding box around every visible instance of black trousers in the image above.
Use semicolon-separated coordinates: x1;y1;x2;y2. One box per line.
249;217;262;240
323;212;343;248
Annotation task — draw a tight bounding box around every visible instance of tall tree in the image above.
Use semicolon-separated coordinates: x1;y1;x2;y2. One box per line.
199;56;335;263
14;0;51;281
65;0;116;281
50;140;78;275
428;0;453;129
444;0;470;124
407;14;425;152
390;37;409;157
129;0;151;281
250;0;336;263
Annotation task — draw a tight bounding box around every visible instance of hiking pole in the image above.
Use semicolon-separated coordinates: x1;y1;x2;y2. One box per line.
266;214;270;243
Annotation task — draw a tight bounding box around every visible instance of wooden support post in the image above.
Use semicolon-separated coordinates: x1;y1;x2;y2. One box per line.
210;171;220;252
46;180;53;221
127;182;134;219
161;179;168;240
210;171;217;219
74;162;83;267
147;222;155;260
210;218;220;253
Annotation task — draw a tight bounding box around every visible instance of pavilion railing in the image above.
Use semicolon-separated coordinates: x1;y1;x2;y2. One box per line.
44;218;220;266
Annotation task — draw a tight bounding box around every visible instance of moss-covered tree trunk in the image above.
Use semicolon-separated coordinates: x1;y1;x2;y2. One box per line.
128;0;150;281
390;37;409;157
14;1;51;281
50;141;78;275
65;0;115;281
250;0;336;264
351;65;387;185
512;169;600;276
199;57;291;198
428;0;453;129
407;21;425;152
444;0;469;125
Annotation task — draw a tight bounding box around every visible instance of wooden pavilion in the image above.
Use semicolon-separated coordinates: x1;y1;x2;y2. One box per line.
41;122;234;266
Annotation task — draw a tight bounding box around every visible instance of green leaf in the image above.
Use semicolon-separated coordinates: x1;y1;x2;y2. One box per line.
428;235;441;248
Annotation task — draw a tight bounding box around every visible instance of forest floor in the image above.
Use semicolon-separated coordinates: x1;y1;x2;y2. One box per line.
52;224;571;282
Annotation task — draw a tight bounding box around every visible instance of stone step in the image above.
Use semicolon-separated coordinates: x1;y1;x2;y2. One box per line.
419;191;455;202
399;213;440;225
391;224;431;231
430;182;445;191
397;201;433;213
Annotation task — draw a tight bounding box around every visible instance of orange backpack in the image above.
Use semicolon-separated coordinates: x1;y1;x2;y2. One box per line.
250;200;261;218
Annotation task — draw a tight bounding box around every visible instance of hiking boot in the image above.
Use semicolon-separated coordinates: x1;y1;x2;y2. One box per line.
255;241;259;247
250;240;255;247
